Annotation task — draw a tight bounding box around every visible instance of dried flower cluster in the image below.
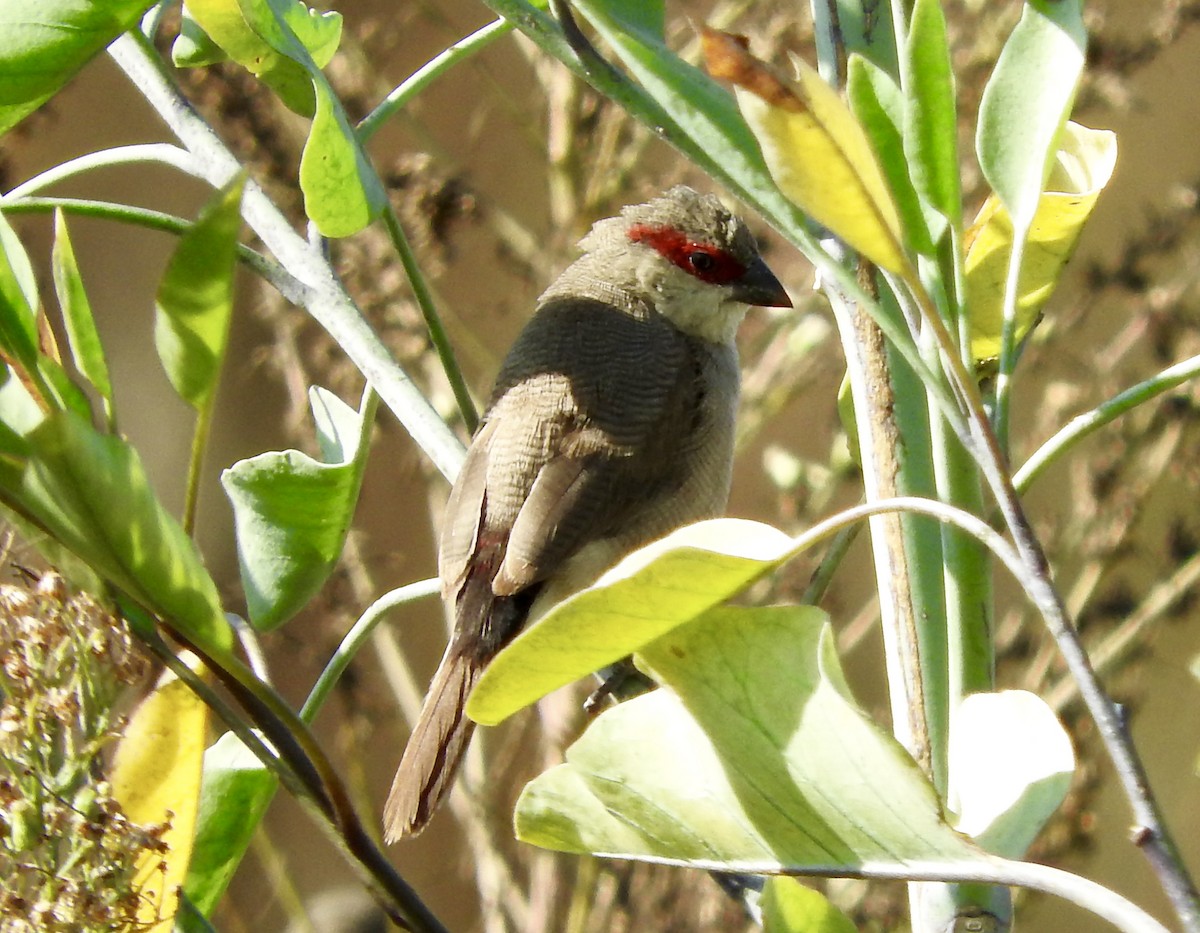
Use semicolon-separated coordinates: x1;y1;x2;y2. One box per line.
0;571;164;933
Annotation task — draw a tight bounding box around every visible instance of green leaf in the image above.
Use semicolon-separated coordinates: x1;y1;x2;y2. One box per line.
172;5;229;68
181;0;342;116
516;606;991;873
221;387;372;631
467;518;796;726
298;79;386;237
846;55;935;256
976;0;1087;228
0;209;40;371
52;210;114;425
0;0;155;137
183;732;277;916
902;0;961;226
15;410;230;656
762;878;857;933
155;176;245;412
949;690;1073;858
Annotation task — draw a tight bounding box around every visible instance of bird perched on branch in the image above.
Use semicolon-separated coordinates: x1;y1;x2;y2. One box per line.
384;185;790;841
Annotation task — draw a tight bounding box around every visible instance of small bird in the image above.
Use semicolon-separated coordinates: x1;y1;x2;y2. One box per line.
383;185;790;841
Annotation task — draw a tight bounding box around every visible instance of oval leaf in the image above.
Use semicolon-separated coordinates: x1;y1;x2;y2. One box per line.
703;29;908;274
155;175;245;412
516;606;990;874
467;518;795;726
110;655;209;932
950;690;1074;858
965;122;1116;361
221;387;371;630
976;0;1087;228
183;732;277;915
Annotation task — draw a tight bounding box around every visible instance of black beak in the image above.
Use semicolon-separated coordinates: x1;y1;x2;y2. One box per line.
731;256;791;308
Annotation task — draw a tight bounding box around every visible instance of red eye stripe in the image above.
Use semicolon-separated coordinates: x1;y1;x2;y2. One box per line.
627;223;746;285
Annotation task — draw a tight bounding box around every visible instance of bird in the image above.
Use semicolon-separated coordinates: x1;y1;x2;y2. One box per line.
383;185;791;841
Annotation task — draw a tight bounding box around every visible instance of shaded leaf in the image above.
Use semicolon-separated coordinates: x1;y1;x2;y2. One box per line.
0;0;154;137
703;29;907;274
965;122;1116;361
221;387;371;630
184;732;277;915
516;607;989;873
467;518;794;726
0;209;40;372
110;654;209;932
950;690;1074;858
762;878;858;933
52;210;115;425
976;0;1087;228
155;176;245;411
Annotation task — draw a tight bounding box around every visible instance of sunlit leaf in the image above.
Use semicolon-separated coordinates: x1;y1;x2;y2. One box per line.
0;0;154;137
965;123;1116;362
762;878;857;933
902;0;961;226
976;0;1087;228
52;210;114;426
846;55;935;256
16;411;231;656
181;0;342;116
950;690;1074;858
184;732;277;915
222;387;371;630
298;79;386;237
516;607;991;874
703;28;908;274
110;653;209;932
467;518;795;726
155;175;245;412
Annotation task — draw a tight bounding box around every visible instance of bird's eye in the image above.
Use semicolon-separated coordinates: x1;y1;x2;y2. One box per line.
687;251;716;272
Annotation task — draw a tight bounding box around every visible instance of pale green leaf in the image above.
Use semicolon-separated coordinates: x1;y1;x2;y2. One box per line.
516;607;990;873
181;0;343;116
976;0;1087;228
950;690;1074;858
762;878;857;933
183;732;277;915
467;518;795;726
0;209;40;371
221;387;371;630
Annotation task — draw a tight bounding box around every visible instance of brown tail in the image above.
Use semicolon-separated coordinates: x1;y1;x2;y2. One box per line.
383;647;483;841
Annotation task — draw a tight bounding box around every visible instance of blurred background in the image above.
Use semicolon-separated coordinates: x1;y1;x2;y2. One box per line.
4;0;1200;930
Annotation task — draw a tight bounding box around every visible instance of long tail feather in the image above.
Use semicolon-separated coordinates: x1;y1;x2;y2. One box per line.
383;647;483;841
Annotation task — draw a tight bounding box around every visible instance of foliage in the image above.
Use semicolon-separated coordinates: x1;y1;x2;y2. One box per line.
0;1;1198;932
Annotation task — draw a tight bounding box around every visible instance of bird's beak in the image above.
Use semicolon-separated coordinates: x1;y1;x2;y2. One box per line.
731;256;792;308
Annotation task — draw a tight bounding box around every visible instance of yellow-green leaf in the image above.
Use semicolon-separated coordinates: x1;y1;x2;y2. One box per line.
763;878;858;933
110;654;209;932
703;29;907;275
965;122;1116;362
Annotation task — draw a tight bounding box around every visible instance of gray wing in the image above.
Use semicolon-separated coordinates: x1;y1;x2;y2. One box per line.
439;298;706;604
